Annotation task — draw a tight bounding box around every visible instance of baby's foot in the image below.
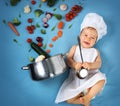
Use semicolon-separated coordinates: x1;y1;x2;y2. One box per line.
80;95;90;106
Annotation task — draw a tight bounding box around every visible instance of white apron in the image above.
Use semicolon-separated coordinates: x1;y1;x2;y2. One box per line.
55;46;106;103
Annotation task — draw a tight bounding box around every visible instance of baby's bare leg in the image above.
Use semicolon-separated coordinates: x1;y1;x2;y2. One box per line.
80;80;105;106
66;92;84;104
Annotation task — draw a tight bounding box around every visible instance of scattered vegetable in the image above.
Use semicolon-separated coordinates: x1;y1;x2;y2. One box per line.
46;49;51;53
54;14;62;20
35;55;45;62
26;25;36;34
2;20;6;24
43;23;49;28
34;9;44;17
13;39;18;43
43;43;47;49
49;43;53;48
41;0;47;2
38;42;43;47
12;17;21;26
65;5;83;22
51;25;56;31
27;38;32;43
57;30;63;37
31;0;36;5
10;0;21;6
36;37;43;42
24;5;31;14
19;13;21;18
46;12;53;19
52;36;58;42
27;18;33;23
36;23;40;28
58;21;64;29
41;29;46;34
68;24;73;29
28;48;32;52
42;17;48;23
30;41;50;58
47;0;57;7
8;22;20;36
39;3;42;8
60;4;67;11
29;57;35;62
53;8;57;11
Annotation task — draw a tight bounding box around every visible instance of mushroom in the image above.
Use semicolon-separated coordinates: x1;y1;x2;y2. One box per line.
60;4;67;11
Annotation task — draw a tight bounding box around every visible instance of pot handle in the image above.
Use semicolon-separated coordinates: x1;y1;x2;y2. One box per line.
21;66;29;70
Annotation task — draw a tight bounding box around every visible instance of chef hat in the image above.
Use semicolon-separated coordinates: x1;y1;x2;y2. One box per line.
81;13;107;41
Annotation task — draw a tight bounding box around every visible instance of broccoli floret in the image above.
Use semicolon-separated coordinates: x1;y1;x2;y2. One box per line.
34;9;44;17
12;18;21;26
10;0;21;6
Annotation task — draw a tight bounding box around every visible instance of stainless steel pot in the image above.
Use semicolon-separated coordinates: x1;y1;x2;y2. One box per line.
22;54;67;80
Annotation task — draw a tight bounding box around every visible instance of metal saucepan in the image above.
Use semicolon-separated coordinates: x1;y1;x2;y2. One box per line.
21;54;67;80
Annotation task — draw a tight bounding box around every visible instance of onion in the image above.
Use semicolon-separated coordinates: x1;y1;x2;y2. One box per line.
60;4;67;11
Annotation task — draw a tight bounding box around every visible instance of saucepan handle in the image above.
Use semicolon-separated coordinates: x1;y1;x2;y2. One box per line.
21;66;30;70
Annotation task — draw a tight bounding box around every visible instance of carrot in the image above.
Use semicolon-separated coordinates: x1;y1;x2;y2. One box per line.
58;21;64;29
52;36;58;42
49;43;53;48
8;22;20;36
46;49;51;53
57;30;63;37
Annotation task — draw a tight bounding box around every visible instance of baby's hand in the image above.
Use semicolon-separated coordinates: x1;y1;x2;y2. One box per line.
82;62;91;70
74;62;82;71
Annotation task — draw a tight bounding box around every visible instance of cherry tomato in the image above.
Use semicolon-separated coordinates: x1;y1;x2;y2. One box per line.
31;0;36;5
27;18;33;23
27;38;32;43
31;25;36;30
38;42;43;47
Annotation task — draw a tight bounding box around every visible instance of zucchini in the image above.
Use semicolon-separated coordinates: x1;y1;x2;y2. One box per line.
30;42;50;58
47;0;57;7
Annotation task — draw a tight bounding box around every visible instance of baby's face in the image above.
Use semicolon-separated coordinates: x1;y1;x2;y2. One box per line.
80;27;98;48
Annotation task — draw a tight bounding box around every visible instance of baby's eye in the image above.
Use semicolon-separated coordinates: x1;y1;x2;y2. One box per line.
91;37;95;39
84;34;87;37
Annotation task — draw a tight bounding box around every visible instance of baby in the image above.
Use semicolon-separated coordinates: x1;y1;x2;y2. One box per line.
55;13;107;106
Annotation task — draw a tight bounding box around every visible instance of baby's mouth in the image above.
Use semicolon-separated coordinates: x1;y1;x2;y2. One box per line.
83;41;90;45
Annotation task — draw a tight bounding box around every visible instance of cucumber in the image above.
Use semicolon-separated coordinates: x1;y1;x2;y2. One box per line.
30;42;50;58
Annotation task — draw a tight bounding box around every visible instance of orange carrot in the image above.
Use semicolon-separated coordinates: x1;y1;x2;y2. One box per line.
57;30;63;37
58;21;64;29
52;36;58;42
49;43;53;48
8;22;20;36
46;49;51;53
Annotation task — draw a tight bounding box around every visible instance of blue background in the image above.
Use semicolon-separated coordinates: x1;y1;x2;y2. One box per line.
0;0;120;106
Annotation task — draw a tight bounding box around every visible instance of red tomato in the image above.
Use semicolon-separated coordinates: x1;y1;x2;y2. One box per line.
27;18;33;23
38;42;43;47
27;38;32;43
31;0;36;5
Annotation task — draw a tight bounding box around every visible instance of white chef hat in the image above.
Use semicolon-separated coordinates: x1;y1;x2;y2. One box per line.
81;13;107;41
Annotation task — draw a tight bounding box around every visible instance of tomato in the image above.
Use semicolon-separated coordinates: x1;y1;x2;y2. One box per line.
38;42;43;47
31;0;36;5
31;25;35;30
27;18;33;23
26;26;31;31
27;38;32;43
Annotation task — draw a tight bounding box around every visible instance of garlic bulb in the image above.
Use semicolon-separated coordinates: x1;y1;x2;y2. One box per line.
60;4;67;11
24;5;31;14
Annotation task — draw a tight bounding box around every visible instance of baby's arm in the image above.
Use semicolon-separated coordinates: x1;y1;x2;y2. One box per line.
67;45;82;70
82;50;102;70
